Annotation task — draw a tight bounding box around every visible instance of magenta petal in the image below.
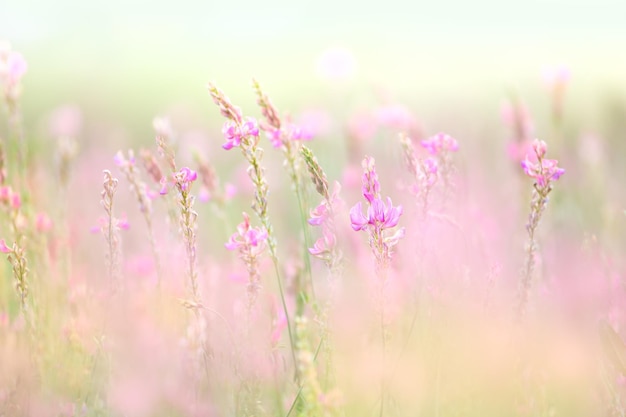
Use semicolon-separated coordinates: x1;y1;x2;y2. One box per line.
0;239;12;253
308;237;326;256
225;236;238;250
349;202;368;231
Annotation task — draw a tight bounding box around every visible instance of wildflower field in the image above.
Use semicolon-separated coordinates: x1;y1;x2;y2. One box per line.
1;7;626;415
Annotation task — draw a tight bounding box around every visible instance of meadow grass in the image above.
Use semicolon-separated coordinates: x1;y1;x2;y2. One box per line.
0;42;625;417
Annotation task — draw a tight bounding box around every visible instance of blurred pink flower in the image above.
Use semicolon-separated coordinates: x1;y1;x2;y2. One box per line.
48;105;82;138
309;226;336;257
0;239;12;253
507;140;534;164
224;182;237;200
308;201;330;226
0;186;10;201
10;192;20;210
375;104;415;130
0;185;20;210
118;214;130;231
421;132;459;155
315;47;357;81
113;150;135;168
90;216;130;233
308;182;341;226
225;212;268;254
296;109;331;138
542;65;570;90
125;256;155;277
5;51;27;84
361;155;380;203
265;123;312;148
35;212;53;233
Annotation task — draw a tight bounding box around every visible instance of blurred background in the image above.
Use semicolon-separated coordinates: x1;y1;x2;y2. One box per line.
3;0;626;142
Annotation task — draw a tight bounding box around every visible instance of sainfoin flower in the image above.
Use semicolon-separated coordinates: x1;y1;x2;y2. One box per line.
350;156;404;262
521;139;565;187
349;197;402;232
308;182;341;226
221;117;259;150
421;132;459;155
0;239;12;254
308;201;330;226
309;226;336;257
225;212;268;255
361;155;380;203
174;167;198;192
265;123;312;148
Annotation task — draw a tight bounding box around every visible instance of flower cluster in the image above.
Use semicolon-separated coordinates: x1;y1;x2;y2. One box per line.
350;197;403;233
517;138;564;318
349;156;404;267
174;167;198;193
209;82;275;257
308;182;342;260
226;212;268;301
420;132;459;155
521;140;565;187
420;132;458;201
158;167;197;195
0;185;21;210
400;133;438;215
265;123;312;148
222;118;260;150
226;212;268;254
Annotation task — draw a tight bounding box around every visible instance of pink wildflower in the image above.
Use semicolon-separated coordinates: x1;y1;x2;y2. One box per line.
423;157;438;176
309;226;336;257
0;239;12;253
0;186;10;201
5;52;27;84
225;212;268;254
224;183;237;200
361;156;380;203
542;65;570;90
117;214;130;231
421;132;459;155
221;117;259;150
266;128;282;148
265;123;311;148
48;105;82;138
521;139;565;187
113;150;135;168
159;177;169;195
349;197;402;232
308;201;330;226
35;212;53;233
350;156;404;266
174;167;198;192
375;104;415;130
222;121;242;150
